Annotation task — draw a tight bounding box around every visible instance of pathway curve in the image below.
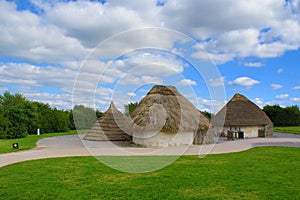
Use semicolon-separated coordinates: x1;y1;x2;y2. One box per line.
0;132;299;167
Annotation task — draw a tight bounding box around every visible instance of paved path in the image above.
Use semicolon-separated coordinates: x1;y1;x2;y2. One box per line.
0;132;299;167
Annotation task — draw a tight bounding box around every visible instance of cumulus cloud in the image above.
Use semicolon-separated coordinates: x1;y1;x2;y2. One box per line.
253;97;264;107
276;94;289;99
2;0;300;64
177;79;197;86
26;92;72;109
271;84;283;89
119;75;163;85
0;1;88;64
292;86;300;90
111;52;184;77
229;76;260;87
243;62;264;67
0;63;76;91
1;0;300;109
291;97;300;102
208;76;226;87
194;96;227;114
277;68;284;74
127;92;136;97
43;1;151;48
192;49;235;64
165;0;300;61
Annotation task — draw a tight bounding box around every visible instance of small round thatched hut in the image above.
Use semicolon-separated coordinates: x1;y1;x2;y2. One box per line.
84;102;132;141
212;93;273;138
130;85;210;147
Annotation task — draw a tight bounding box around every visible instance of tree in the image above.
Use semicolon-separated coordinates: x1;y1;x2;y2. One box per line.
263;104;300;126
124;102;138;116
263;105;283;126
283;106;300;126
0;92;74;138
33;102;71;133
71;105;97;130
0;91;36;138
201;111;213;120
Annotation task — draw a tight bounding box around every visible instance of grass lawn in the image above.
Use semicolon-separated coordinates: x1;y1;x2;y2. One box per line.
274;126;300;134
0;147;299;200
0;130;87;154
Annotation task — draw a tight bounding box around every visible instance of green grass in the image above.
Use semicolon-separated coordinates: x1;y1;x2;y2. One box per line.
0;147;299;199
274;126;300;134
0;130;87;154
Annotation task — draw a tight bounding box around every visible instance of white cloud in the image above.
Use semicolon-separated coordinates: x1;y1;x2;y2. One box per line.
1;0;300;65
119;75;163;85
0;1;88;63
1;0;300;110
194;97;226;114
243;62;264;67
43;1;150;48
291;97;300;102
292;86;300;90
276;94;289;99
277;68;284;74
229;76;260;87
127;92;136;97
0;63;76;90
253;98;264;107
208;76;226;87
161;0;285;37
26;92;72;109
165;0;300;61
271;84;283;89
110;53;184;77
192;50;235;64
177;79;197;86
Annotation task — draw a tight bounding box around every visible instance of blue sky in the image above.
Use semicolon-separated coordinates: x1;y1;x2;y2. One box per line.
0;0;300;113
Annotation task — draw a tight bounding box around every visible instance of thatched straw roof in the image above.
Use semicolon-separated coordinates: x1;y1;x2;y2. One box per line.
84;102;131;141
213;93;273;127
130;85;210;133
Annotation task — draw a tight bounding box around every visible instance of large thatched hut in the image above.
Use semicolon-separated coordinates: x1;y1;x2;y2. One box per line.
130;85;210;147
84;102;132;141
212;93;273;138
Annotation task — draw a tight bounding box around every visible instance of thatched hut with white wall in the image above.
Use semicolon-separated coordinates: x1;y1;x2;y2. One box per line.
130;85;210;147
213;93;273;138
84;102;132;141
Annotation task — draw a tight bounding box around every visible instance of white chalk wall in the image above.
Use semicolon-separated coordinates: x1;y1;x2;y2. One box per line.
222;126;265;138
241;126;262;138
133;131;194;147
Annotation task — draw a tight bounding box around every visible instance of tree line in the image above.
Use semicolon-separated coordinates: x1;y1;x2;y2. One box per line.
1;91;299;139
263;105;300;126
0;91;101;139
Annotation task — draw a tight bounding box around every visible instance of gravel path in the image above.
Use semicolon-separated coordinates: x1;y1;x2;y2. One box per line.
0;132;299;167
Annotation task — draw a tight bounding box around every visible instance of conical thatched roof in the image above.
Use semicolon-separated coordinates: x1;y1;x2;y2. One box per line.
213;93;273;127
84;102;131;141
130;85;210;133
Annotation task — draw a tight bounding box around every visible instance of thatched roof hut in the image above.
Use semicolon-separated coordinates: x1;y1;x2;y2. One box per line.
84;102;132;141
130;85;210;146
213;93;273;138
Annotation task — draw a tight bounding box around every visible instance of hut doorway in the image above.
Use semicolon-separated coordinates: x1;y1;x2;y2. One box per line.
258;128;265;137
238;131;244;139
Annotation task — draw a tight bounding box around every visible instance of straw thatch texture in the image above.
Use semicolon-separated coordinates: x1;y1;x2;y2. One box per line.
131;85;210;134
84;102;132;141
213;93;273;137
